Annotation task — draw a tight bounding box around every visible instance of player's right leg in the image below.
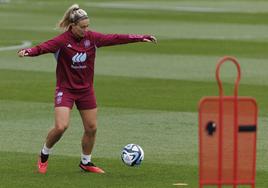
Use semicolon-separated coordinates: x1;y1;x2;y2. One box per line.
38;107;71;174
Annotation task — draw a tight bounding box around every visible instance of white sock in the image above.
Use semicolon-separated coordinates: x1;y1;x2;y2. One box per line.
41;144;52;155
81;153;91;165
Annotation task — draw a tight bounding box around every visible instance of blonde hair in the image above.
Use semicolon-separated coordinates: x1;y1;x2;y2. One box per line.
57;4;88;31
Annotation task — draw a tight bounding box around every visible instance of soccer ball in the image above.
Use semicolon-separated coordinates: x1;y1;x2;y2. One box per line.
121;144;144;166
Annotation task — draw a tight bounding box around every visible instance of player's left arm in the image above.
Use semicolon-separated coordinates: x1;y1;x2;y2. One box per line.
92;31;157;48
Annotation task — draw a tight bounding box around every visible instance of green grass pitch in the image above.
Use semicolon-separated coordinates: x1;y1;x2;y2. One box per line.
1;0;268;187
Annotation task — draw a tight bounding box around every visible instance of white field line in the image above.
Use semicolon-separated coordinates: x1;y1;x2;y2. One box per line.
86;2;232;13
0;41;32;51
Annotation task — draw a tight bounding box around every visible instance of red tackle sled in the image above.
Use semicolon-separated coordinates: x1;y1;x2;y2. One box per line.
198;56;258;188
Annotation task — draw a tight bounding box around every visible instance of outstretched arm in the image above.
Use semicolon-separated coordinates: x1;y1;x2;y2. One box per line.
93;31;157;48
17;36;63;57
18;49;29;57
143;36;157;43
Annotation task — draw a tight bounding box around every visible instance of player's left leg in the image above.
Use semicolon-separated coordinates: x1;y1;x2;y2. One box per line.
78;108;104;173
80;108;97;157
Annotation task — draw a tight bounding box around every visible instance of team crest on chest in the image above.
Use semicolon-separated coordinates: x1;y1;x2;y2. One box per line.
84;40;90;48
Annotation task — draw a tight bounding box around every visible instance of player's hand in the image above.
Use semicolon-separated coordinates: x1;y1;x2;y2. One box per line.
18;49;29;57
143;36;157;44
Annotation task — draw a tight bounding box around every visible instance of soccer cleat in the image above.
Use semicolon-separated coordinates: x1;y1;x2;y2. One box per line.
37;157;48;174
79;162;105;173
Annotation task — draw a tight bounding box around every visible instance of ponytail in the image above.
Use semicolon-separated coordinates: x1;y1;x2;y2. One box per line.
57;4;88;31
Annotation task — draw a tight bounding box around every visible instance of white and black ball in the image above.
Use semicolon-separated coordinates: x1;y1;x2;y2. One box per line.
121;144;144;166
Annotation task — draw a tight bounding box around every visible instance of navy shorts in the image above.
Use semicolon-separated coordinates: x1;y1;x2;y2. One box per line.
54;87;97;110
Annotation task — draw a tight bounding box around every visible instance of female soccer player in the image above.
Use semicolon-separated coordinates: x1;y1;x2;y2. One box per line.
18;4;156;174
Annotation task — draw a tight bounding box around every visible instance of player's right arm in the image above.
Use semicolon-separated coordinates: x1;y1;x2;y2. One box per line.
18;36;63;57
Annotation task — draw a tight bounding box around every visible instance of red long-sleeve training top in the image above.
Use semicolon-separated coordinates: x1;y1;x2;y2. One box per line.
25;30;150;91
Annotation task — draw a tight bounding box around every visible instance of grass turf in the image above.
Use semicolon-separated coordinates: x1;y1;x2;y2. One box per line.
0;151;198;188
0;69;268;115
0;151;268;188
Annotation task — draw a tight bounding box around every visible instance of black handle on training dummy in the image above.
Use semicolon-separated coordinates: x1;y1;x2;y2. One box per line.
238;125;256;132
